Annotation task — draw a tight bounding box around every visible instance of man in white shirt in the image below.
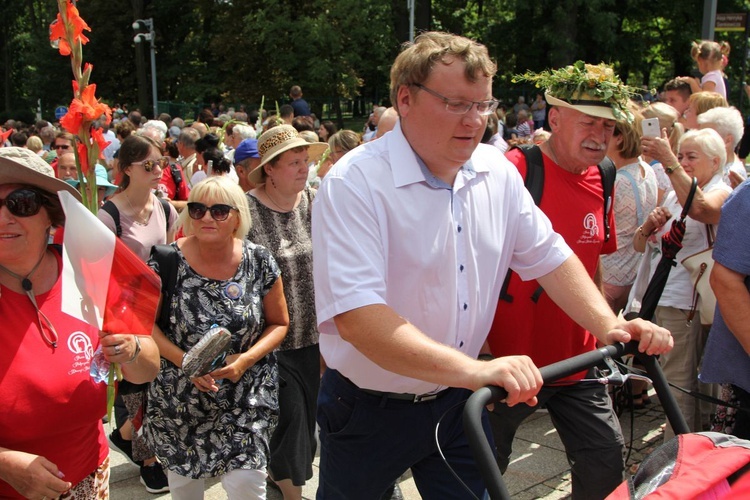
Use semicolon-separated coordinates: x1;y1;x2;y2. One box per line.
312;31;672;499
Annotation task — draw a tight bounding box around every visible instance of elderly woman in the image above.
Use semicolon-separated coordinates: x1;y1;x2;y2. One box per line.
144;176;288;499
0;147;159;499
245;125;324;500
638;128;732;438
697;106;748;189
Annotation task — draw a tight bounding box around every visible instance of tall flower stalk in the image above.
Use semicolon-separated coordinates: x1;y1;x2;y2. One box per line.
50;0;117;418
50;0;111;213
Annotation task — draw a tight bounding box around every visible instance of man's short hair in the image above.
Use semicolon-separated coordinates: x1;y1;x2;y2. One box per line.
171;117;185;128
232;124;256;141
54;131;76;145
389;31;497;113
663;78;692;100
128;110;142;128
292;116;314;132
178;127;201;149
280;104;294;118
290;85;303;98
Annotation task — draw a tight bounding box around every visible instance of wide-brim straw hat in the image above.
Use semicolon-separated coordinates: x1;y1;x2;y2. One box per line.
0;147;81;201
249;125;328;185
545;90;616;120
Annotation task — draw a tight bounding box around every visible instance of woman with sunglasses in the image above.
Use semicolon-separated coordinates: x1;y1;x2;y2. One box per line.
143;176;289;498
245;125;327;500
0;147;160;499
97;133;177;493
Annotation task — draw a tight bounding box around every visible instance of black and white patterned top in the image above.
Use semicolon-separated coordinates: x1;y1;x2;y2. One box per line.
144;240;281;479
246;185;318;351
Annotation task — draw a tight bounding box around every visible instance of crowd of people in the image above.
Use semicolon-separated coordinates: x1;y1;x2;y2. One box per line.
2;32;750;500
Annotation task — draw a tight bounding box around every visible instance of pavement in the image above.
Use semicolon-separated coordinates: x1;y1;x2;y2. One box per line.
108;390;667;499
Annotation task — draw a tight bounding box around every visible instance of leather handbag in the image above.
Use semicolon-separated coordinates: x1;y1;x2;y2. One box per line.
680;225;715;326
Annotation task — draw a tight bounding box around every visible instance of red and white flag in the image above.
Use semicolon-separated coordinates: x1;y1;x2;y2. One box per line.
58;191;160;336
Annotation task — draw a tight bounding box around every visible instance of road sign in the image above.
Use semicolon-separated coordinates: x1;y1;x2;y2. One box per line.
54;106;68;120
716;13;747;32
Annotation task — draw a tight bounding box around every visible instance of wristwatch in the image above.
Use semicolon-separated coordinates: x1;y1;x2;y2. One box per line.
664;164;681;176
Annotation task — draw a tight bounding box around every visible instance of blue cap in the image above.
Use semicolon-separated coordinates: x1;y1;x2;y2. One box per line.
234;138;260;163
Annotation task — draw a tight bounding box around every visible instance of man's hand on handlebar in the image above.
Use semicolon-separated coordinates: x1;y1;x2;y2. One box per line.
602;318;673;356
473;355;542;407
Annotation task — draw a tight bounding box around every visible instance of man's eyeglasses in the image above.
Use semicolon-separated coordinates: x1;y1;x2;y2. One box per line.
413;83;499;116
187;202;237;221
131;157;170;172
0;188;47;217
54;144;71;150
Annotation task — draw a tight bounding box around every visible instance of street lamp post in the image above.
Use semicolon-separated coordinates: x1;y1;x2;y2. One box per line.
133;18;158;118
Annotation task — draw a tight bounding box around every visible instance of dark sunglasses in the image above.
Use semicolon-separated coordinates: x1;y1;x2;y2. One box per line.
0;188;47;217
187;202;236;221
131;157;170;172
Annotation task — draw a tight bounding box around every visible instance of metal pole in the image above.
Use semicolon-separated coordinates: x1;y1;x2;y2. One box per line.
150;30;158;118
408;0;414;43
702;0;717;40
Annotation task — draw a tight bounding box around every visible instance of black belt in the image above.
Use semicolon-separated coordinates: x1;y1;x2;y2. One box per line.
335;370;447;404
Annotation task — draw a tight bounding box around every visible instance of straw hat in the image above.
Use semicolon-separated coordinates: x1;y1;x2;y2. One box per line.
544;91;617;121
516;61;637;123
0;147;81;200
248;125;328;184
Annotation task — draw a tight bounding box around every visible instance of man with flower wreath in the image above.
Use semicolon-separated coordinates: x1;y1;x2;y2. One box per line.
486;62;649;499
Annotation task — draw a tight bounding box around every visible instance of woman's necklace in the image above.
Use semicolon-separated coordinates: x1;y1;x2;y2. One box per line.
0;249;59;348
264;185;295;213
125;192;150;224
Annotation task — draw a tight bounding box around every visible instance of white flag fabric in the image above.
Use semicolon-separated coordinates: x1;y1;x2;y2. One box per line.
59;190;115;330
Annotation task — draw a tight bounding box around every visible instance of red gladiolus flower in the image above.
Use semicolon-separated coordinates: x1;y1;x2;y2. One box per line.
60;83;111;134
49;1;91;57
90;127;111;158
77;141;90;176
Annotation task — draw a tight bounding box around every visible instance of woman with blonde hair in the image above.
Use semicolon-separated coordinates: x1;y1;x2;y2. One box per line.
601;104;659;313
145;176;289;498
683;91;728;130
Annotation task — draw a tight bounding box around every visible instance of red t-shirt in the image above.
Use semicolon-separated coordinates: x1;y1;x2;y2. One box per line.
0;249;108;498
487;148;617;372
158;161;190;201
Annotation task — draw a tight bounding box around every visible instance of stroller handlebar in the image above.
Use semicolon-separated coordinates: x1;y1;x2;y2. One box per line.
463;342;639;500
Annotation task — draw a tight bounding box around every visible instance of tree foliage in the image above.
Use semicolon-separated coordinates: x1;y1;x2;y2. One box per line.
0;0;748;123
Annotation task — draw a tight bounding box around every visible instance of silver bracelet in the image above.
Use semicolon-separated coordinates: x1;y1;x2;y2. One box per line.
124;336;142;364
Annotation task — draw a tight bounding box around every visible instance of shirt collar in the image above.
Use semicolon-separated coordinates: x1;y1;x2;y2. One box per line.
388;122;484;189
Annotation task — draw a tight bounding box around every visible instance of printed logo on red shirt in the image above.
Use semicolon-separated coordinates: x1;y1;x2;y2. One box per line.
577;213;601;245
67;331;94;376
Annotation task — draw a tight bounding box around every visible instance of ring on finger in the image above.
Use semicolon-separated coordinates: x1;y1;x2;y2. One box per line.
114;344;121;355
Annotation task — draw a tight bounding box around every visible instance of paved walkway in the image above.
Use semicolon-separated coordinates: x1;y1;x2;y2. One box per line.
109;391;667;499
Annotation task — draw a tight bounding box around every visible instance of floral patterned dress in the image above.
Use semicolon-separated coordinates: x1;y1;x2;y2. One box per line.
144;240;281;479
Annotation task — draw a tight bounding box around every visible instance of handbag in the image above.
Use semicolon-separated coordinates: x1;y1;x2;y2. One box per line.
680;224;715;326
182;326;233;378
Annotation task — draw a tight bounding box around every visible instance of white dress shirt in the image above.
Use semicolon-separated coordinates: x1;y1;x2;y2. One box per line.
312;122;572;394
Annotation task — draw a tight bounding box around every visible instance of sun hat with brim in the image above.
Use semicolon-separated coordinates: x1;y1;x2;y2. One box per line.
544;91;618;121
0;147;81;201
249;125;326;185
514;61;638;123
66;164;118;198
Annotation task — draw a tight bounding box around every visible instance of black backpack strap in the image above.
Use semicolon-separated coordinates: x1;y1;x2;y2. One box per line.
150;244;180;331
597;156;616;242
500;145;545;303
100;200;121;238
158;197;172;232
